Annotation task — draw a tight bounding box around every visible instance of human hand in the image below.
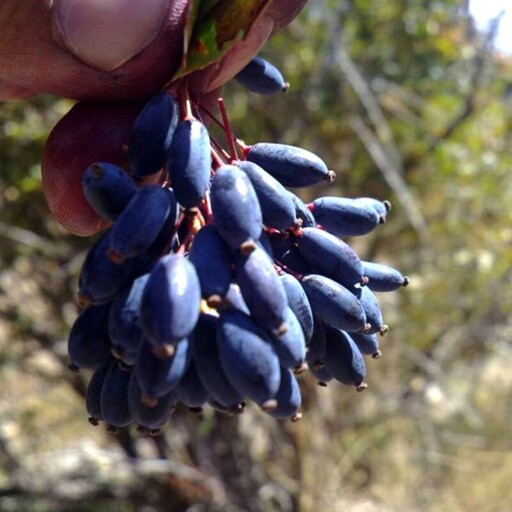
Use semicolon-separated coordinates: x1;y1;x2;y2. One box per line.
0;0;307;235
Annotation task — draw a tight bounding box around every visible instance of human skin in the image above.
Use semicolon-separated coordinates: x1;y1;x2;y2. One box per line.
0;0;308;235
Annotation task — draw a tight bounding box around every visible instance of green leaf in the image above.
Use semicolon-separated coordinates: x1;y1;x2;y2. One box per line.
182;0;201;60
173;0;272;80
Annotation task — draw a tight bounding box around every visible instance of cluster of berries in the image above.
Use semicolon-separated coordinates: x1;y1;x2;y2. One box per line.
67;57;408;435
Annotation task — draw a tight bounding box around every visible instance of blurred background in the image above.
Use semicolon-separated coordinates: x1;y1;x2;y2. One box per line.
1;0;512;511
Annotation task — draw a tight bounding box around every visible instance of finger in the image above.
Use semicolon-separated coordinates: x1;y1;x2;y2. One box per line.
42;101;144;236
0;0;188;101
54;0;170;72
0;79;34;101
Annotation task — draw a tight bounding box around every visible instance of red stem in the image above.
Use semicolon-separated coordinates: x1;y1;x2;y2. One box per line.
210;137;230;162
236;138;250;159
274;260;303;281
176;230;194;255
198;103;225;131
210;145;226;170
177;82;191;121
184;98;194;120
203;190;213;223
217;98;238;162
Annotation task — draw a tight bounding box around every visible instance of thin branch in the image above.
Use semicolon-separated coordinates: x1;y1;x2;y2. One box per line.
0;220;69;258
330;39;405;175
372;78;426;128
396;339;443;379
349;116;428;241
321;22;428;239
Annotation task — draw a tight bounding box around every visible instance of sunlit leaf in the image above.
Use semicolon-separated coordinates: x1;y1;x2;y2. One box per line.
182;0;201;62
173;0;272;80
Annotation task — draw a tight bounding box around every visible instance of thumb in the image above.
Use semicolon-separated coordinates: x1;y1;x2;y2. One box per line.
42;101;144;237
53;0;171;72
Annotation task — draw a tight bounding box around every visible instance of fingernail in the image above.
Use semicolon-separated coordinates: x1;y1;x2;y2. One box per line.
54;0;169;72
